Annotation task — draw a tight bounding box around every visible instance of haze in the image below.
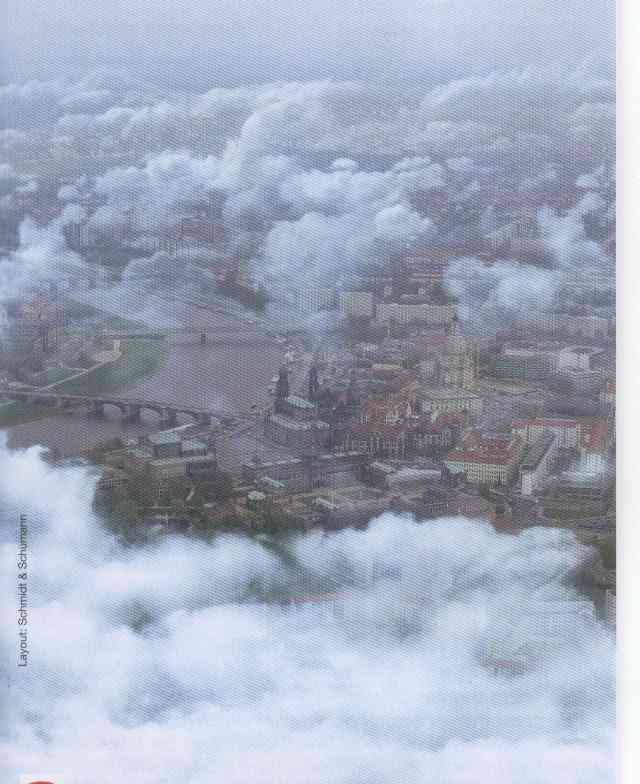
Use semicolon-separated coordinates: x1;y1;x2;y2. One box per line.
2;0;614;89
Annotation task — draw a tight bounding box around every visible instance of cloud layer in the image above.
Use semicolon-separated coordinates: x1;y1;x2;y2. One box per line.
0;64;615;327
0;439;614;783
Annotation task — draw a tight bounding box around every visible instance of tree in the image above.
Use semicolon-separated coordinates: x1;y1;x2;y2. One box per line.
431;281;453;304
198;470;234;502
600;535;616;570
254;285;268;311
128;465;158;507
478;482;493;500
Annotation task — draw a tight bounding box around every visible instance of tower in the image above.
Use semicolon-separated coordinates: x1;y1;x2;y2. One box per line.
274;366;289;413
446;311;459;336
308;365;320;401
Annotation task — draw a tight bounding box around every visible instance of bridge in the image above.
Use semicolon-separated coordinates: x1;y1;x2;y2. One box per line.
101;327;276;347
2;389;221;427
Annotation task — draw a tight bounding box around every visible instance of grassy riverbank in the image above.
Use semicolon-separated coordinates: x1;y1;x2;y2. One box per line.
55;338;166;395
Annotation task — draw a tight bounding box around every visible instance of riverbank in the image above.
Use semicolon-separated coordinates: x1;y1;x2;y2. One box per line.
0;400;55;429
54;338;166;395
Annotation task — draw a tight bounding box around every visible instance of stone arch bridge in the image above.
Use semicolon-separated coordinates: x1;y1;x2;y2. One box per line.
3;390;218;427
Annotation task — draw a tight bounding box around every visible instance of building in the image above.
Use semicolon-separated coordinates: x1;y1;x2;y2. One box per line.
541;468;615;519
338;290;374;319
600;379;615;413
410;411;466;454
556;345;604;371
564;314;611;339
579;418;610;473
1;294;64;360
126;429;216;485
417;335;476;389
528;312;611;339
512;417;610;471
342;421;410;459
264;394;331;451
417;387;483;417
375;301;456;326
444;431;526;486
512;417;581;449
493;351;554;382
520;431;557;496
241;452;367;494
293;286;337;314
559;366;602;395
366;461;441;493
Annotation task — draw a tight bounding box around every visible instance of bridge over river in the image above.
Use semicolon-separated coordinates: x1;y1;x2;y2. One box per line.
2;389;225;427
102;326;276;347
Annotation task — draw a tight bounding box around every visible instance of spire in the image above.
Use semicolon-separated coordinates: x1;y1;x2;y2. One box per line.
308;365;320;401
274;366;289;412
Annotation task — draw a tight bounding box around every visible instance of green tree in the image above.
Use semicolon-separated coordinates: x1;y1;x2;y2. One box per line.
198;470;234;501
600;535;616;570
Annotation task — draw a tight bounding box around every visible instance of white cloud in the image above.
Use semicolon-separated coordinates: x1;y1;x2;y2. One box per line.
0;65;615;332
0;439;615;784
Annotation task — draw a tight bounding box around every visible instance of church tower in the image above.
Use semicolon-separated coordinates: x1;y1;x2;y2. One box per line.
274;366;289;413
308;365;320;401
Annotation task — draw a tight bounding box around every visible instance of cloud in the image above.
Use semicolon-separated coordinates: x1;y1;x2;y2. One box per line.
0;439;614;783
446;256;557;330
91;150;221;232
445;186;614;332
0;212;87;304
0;64;615;332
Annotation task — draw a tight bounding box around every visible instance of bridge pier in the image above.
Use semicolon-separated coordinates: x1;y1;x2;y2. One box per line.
126;403;141;422
162;408;178;427
3;392;214;431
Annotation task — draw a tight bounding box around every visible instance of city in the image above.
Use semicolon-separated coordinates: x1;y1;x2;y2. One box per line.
0;2;617;781
0;171;616;606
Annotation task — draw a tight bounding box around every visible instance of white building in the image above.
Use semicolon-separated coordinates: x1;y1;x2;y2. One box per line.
556;346;604;371
339;290;374;318
293;287;337;313
444;431;525;486
512;418;581;449
419;387;483;416
376;301;456;326
527;312;611;339
560;367;602;394
520;431;557;496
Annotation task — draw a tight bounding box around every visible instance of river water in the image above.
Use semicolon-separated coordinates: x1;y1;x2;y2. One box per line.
4;285;293;457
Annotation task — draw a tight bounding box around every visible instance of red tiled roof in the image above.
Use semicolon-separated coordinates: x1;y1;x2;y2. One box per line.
436;411;467;426
413;335;449;351
348;422;409;438
446;432;524;466
512;417;579;430
581;418;609;453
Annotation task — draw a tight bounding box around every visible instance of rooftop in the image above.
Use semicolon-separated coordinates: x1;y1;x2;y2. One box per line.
147;431;182;446
420;388;480;400
181;439;208;453
150;455;215;467
446;431;524;466
269;413;330;431
521;432;556;471
285;395;316;410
